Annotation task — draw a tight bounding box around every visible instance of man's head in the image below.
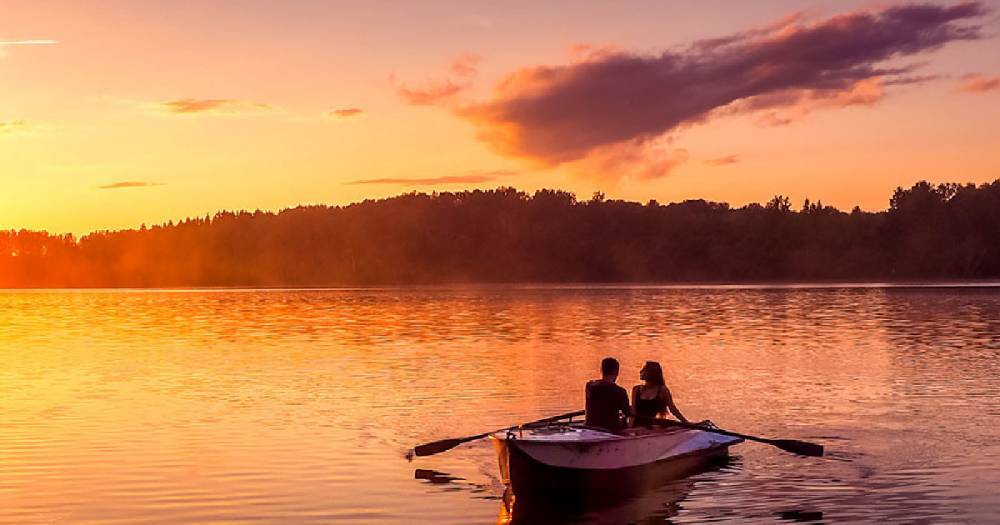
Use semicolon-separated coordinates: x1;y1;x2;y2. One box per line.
600;357;620;382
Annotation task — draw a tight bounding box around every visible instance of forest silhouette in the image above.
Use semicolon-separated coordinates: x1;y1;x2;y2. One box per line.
3;180;999;287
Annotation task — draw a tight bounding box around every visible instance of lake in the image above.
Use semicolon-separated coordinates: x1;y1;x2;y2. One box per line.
1;286;998;523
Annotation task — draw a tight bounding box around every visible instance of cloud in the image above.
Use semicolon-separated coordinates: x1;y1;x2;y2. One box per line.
329;108;363;118
732;76;889;127
578;142;689;182
567;43;622;62
397;81;470;106
0;39;59;45
456;2;985;168
156;99;273;115
396;53;481;106
449;53;481;77
957;73;1000;92
0;39;58;57
98;181;164;190
706;154;740;166
346;169;516;186
0;120;30;136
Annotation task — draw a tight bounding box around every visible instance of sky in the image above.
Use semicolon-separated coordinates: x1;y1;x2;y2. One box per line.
1;0;999;236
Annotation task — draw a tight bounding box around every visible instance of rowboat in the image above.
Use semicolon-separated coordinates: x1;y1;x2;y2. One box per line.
491;421;742;496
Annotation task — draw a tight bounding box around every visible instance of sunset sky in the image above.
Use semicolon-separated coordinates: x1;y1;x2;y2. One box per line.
2;0;998;236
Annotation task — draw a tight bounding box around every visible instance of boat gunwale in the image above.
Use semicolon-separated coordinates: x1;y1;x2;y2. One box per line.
492;423;732;445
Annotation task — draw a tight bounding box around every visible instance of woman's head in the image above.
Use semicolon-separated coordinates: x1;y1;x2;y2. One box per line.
639;361;665;385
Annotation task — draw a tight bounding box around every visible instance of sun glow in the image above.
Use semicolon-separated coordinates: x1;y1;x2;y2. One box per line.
0;2;998;237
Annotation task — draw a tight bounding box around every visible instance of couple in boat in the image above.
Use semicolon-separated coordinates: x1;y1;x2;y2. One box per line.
585;357;689;433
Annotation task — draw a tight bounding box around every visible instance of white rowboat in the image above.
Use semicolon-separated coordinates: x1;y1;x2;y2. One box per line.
491;423;742;496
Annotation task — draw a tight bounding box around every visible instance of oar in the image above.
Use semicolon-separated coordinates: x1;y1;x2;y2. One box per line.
651;418;824;457
410;409;585;458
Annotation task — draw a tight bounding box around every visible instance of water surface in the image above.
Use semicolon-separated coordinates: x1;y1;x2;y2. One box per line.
1;286;998;523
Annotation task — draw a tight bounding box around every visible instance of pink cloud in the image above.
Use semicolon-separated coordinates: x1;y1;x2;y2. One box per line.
449;53;481;77
397;80;470;106
347;169;515;186
456;3;985;167
158;99;272;115
706;155;740;166
567;43;621;62
330;108;363;118
98;181;164;190
396;53;481;106
578;141;689;182
957;73;1000;92
733;76;888;127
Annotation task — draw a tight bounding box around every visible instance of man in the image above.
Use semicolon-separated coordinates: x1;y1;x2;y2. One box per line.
585;357;630;432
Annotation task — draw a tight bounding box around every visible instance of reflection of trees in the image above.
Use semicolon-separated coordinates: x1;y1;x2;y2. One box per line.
2;180;1000;287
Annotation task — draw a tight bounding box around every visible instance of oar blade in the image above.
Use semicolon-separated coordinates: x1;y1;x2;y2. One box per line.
413;438;467;457
772;439;824;457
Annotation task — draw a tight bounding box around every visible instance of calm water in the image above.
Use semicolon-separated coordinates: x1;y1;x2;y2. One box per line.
1;286;999;524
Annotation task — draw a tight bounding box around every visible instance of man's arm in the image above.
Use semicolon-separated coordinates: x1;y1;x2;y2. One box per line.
620;388;632;428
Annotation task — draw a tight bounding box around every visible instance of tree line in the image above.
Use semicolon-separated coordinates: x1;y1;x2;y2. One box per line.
2;180;999;287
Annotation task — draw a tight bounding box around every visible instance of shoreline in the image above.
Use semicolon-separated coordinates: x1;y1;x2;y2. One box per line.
3;280;1000;292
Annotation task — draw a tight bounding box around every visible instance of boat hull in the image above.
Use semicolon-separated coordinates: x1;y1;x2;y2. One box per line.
492;426;740;497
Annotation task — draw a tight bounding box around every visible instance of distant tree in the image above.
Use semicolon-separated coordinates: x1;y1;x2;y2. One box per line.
766;195;792;212
1;180;999;287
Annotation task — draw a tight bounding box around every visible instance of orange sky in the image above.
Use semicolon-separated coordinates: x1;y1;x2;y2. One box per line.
1;0;998;236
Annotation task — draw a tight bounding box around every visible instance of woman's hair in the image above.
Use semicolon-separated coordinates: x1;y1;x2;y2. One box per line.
642;361;666;386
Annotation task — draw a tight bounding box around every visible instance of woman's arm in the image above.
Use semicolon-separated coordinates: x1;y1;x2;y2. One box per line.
663;386;689;423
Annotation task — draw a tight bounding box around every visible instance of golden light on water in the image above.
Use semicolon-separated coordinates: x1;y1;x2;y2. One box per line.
2;287;999;521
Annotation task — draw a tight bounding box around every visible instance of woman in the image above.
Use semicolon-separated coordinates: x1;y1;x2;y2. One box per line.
631;361;690;427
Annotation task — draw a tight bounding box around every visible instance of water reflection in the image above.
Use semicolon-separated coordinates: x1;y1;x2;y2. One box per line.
1;286;999;523
415;469;464;485
496;457;735;525
775;509;824;523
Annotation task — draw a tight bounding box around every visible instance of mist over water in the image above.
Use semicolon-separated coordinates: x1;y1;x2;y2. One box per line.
1;286;998;523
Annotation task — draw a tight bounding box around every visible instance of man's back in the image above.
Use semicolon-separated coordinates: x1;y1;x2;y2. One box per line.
585;379;629;432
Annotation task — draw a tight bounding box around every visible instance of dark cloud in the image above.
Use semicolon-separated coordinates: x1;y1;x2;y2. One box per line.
98;181;164;190
706;155;740;166
158;99;272;114
957;73;1000;92
346;169;515;186
330;108;363;118
458;2;985;166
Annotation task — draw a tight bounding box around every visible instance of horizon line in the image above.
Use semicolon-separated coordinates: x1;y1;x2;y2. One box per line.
3;180;992;238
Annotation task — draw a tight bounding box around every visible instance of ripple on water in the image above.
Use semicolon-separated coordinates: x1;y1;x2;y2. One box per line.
1;286;999;523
